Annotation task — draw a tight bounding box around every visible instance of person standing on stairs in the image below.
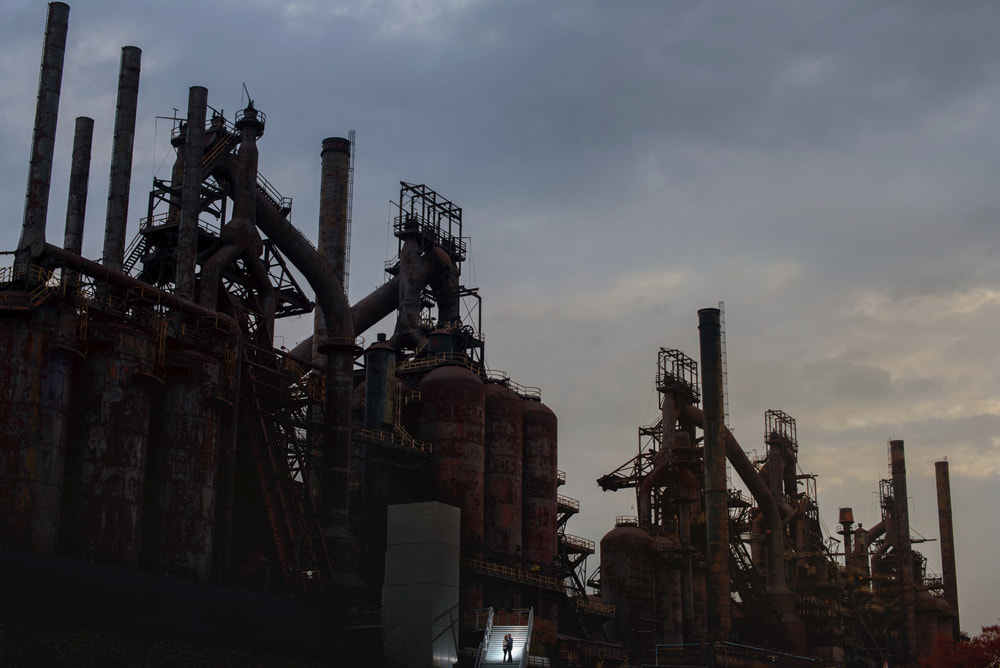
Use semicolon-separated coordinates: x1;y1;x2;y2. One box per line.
504;633;514;663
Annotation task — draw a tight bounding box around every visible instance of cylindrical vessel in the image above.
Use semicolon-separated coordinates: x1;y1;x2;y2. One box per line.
418;365;485;550
522;398;557;569
484;381;523;559
364;335;396;431
0;303;75;552
143;350;226;580
600;525;657;660
61;323;154;566
654;536;684;645
418;365;485;614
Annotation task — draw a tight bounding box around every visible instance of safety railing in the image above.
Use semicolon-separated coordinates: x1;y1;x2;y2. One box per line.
518;607;533;668
560;533;594;554
556;495;580;513
572;597;615;617
474;606;494;668
461;559;565;593
484;370;541;400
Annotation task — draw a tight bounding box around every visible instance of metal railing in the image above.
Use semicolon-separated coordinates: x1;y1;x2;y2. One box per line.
474;607;494;668
519;607;533;668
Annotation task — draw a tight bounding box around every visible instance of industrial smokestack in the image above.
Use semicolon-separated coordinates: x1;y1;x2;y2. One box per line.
176;86;207;300
313;137;351;366
63;116;94;255
890;439;918;665
935;460;960;640
18;2;70;272
698;307;730;639
102;46;141;272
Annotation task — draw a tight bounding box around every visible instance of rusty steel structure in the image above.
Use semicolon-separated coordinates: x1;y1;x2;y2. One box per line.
595;323;963;667
0;4;967;668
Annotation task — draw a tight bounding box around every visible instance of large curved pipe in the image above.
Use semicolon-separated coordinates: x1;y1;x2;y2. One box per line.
680;403;786;590
287;253;437;365
218;155;357;580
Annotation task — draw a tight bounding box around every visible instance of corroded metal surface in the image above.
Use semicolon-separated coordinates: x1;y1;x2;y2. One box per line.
18;2;69;263
102;46;141;272
484;381;523;558
144;349;226;581
61;322;153;566
0;302;74;552
521;398;557;568
418;365;485;552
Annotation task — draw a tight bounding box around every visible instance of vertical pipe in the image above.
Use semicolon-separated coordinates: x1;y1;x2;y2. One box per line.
102;46;141;272
63;117;94;255
313;137;351;366
18;2;70;269
364;334;396;431
697;307;729;640
935;460;960;640
176;86;207;300
890;439;918;665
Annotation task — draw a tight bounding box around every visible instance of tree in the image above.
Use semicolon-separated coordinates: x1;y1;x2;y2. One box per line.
921;625;1000;668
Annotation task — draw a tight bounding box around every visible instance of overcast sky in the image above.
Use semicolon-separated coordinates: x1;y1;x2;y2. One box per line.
3;0;999;636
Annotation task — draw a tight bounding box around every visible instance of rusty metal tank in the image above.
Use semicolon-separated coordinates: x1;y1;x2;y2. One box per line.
60;322;155;567
521;398;557;568
484;380;523;559
0;302;75;553
417;363;485;615
143;349;228;581
654;535;684;645
417;364;485;551
600;523;657;656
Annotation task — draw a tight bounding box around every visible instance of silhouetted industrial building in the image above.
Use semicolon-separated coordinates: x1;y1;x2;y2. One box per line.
0;4;963;667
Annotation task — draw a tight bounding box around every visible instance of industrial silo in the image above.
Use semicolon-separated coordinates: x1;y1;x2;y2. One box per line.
484;380;523;559
143;349;228;581
600;523;657;660
0;302;76;553
417;363;486;612
61;322;155;567
521;398;557;568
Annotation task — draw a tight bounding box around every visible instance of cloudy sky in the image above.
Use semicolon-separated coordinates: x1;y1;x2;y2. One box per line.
3;0;999;636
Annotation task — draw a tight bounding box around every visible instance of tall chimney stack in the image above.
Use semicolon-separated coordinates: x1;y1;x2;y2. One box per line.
17;2;70;274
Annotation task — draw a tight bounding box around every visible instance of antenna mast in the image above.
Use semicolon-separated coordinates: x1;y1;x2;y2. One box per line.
345;129;356;295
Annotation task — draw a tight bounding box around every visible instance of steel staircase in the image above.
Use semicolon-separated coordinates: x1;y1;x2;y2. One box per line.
476;608;533;668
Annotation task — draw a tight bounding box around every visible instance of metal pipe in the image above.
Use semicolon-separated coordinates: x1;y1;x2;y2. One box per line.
680;403;786;590
697;307;729;639
62;116;94;292
364;333;396;431
313;137;351;366
225;157;359;583
287;253;436;365
890;439;918;665
18;2;70;269
176;86;207;300
102;46;141;272
935;460;960;640
63;117;94;255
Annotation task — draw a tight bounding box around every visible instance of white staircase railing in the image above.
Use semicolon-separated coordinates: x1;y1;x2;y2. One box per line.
519;607;533;668
474;607;494;668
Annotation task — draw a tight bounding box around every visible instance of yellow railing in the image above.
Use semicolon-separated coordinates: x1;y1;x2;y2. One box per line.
461;559;565;593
